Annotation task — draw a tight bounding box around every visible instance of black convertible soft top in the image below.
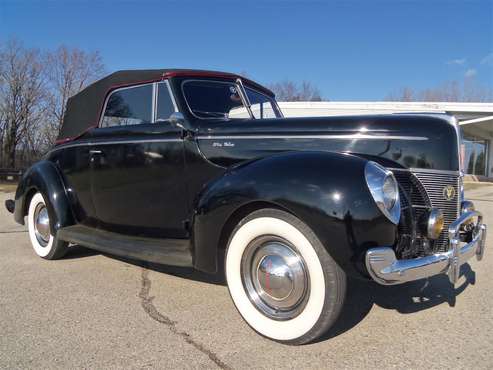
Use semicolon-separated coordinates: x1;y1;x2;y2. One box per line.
56;69;274;143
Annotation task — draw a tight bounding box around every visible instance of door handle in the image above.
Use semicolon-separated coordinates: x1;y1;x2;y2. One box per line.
89;149;104;163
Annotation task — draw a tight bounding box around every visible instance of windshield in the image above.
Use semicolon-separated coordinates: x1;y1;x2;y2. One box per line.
182;80;281;119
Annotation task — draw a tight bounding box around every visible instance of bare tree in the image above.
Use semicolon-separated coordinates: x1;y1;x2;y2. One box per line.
0;107;5;155
268;80;323;101
386;77;493;102
0;40;106;169
43;46;105;145
385;87;416;102
0;39;47;168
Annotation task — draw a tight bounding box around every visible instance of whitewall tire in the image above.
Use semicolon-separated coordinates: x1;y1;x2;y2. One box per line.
225;208;346;344
27;192;68;260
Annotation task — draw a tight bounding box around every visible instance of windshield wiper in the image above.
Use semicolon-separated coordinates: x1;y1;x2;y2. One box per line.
235;78;255;120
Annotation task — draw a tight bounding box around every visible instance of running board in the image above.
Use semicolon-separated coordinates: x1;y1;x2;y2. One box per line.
58;225;192;267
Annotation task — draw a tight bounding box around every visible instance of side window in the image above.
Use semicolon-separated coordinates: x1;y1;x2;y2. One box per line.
246;88;277;119
156;82;176;121
101;84;153;127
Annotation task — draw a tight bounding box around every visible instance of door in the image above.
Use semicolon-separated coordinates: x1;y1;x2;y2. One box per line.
89;81;188;239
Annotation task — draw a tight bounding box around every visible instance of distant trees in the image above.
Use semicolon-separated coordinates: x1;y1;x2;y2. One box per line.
237;71;323;102
0;40;46;168
385;77;493;102
268;80;322;102
0;39;105;168
43;46;105;147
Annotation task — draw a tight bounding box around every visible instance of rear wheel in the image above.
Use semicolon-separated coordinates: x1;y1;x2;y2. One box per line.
27;192;68;259
225;208;346;344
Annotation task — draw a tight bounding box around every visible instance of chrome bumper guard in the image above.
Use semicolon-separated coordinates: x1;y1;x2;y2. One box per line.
366;210;487;285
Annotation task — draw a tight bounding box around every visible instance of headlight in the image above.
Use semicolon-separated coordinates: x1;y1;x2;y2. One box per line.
365;161;401;224
382;175;398;209
427;208;444;239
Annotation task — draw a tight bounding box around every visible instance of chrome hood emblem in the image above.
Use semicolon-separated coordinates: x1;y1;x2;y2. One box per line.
443;185;456;200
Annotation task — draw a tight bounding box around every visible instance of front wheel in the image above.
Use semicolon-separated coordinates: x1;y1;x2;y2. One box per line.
225;208;346;344
27;192;68;259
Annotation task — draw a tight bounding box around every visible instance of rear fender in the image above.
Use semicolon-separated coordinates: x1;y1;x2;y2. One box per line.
14;160;74;234
192;151;397;276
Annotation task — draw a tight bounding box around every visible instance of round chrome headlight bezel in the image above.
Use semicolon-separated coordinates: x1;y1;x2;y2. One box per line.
365;161;401;225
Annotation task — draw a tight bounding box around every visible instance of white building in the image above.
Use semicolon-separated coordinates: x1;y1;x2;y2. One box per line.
278;101;493;180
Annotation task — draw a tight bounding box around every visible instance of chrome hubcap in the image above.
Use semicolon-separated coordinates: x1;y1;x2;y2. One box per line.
34;203;50;246
241;236;309;320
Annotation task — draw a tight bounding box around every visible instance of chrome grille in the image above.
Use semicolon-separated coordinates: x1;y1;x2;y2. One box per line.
393;171;430;208
393;170;432;257
412;170;460;252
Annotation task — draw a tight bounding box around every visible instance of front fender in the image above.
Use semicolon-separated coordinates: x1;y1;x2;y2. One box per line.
192;151;397;277
14;160;74;234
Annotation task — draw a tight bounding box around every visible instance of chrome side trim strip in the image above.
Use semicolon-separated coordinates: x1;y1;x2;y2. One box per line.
197;134;428;141
49;138;183;153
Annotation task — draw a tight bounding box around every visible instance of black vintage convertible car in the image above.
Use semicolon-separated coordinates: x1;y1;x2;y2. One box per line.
5;69;487;344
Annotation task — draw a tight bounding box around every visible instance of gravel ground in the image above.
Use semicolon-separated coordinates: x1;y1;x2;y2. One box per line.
0;188;492;369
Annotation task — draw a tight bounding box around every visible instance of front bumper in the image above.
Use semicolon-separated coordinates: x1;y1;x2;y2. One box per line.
366;210;487;285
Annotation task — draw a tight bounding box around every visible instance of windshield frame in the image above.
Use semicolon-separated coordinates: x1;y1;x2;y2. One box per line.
180;78;282;120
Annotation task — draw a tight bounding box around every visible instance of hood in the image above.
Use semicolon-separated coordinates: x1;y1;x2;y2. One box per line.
195;114;460;171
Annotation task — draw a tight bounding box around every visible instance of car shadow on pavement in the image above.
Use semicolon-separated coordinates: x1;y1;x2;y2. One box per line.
68;244;228;286
142;260;226;286
318;263;476;342
65;244;477;343
66;244;227;285
64;245;100;259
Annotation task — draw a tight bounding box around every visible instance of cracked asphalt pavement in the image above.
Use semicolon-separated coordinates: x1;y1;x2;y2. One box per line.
1;188;492;369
